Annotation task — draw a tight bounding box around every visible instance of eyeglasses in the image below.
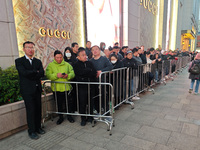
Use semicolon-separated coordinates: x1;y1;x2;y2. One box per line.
25;47;34;50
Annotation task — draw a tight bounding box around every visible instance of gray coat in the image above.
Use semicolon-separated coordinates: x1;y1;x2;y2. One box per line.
188;59;200;80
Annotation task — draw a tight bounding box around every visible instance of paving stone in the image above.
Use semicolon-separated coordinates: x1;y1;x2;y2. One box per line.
59;137;94;150
112;120;141;136
76;132;110;147
94;128;125;142
186;111;200;120
48;144;66;150
152;100;174;107
70;130;85;138
23;138;56;150
139;99;155;104
50;124;78;136
139;110;165;118
154;144;175;150
182;104;200;113
104;140;142;150
193;120;200;126
10;145;35;150
152;118;183;132
40;130;68;143
114;110;133;121
181;123;199;137
164;115;178;121
120;135;156;150
178;116;193;123
137;104;164;113
91;146;107;150
135;126;171;145
167;132;200;150
126;113;157;126
162;108;186;118
179;98;191;104
171;103;183;109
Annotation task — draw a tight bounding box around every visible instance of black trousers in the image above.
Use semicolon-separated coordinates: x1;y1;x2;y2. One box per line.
22;87;41;134
78;85;94;120
53;91;73;118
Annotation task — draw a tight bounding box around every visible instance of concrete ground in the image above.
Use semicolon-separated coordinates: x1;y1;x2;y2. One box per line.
1;68;200;150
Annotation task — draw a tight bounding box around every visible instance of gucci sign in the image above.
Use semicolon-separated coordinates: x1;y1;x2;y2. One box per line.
140;0;158;15
39;27;70;39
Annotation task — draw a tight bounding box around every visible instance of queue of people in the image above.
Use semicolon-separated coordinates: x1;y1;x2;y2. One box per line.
15;40;198;140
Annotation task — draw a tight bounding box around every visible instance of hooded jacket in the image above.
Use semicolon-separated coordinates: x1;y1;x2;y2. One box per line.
46;59;75;92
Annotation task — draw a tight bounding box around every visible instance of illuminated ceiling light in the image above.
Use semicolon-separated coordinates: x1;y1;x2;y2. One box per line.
170;0;178;50
165;0;171;50
80;0;85;46
155;0;160;49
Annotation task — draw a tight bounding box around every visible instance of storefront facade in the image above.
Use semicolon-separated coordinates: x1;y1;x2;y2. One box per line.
0;0;199;69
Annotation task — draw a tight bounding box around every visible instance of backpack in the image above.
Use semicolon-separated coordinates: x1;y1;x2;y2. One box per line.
190;61;200;75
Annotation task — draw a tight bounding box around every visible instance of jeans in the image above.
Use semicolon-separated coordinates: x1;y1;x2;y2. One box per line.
190;79;200;93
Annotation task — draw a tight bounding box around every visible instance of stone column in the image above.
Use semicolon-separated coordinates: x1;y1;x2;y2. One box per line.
0;0;18;69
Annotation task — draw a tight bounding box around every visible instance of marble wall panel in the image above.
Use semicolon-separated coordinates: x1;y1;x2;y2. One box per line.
13;0;84;68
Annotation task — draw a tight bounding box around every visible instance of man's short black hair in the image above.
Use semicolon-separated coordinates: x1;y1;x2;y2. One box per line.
109;53;118;60
114;42;119;45
122;46;128;49
113;46;119;49
132;48;138;53
23;41;35;48
149;47;155;52
86;41;91;43
71;42;78;48
77;47;85;56
146;51;151;55
54;50;63;57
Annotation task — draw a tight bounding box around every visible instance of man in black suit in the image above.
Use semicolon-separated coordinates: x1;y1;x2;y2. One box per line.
15;41;45;140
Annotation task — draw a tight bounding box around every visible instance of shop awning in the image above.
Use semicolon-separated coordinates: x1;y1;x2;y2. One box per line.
181;30;195;39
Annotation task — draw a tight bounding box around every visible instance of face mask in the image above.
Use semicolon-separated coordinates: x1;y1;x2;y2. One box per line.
65;53;71;58
111;60;117;64
103;45;105;49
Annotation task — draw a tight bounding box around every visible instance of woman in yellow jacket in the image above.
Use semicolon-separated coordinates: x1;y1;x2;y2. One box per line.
46;50;75;125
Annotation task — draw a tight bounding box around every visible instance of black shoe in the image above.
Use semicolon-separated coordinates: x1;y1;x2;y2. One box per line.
81;120;86;126
87;117;93;123
56;117;64;125
87;117;96;124
67;116;74;123
36;128;45;134
29;132;39;140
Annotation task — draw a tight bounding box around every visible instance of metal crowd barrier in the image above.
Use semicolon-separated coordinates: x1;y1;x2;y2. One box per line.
42;56;190;135
42;81;114;135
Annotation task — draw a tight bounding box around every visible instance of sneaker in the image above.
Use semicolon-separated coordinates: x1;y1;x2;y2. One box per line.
188;89;193;93
148;88;154;92
194;92;198;95
132;96;140;100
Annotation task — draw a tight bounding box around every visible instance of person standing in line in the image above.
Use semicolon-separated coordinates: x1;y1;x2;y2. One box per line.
15;41;45;140
63;47;73;65
46;50;75;125
71;42;79;65
122;50;139;100
119;46;128;58
73;47;97;126
188;53;200;94
85;41;93;59
90;45;113;113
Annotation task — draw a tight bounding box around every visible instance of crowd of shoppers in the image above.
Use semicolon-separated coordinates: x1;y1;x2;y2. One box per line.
15;40;198;140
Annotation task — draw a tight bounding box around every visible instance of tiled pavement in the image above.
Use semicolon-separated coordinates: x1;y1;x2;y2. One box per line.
1;68;200;150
